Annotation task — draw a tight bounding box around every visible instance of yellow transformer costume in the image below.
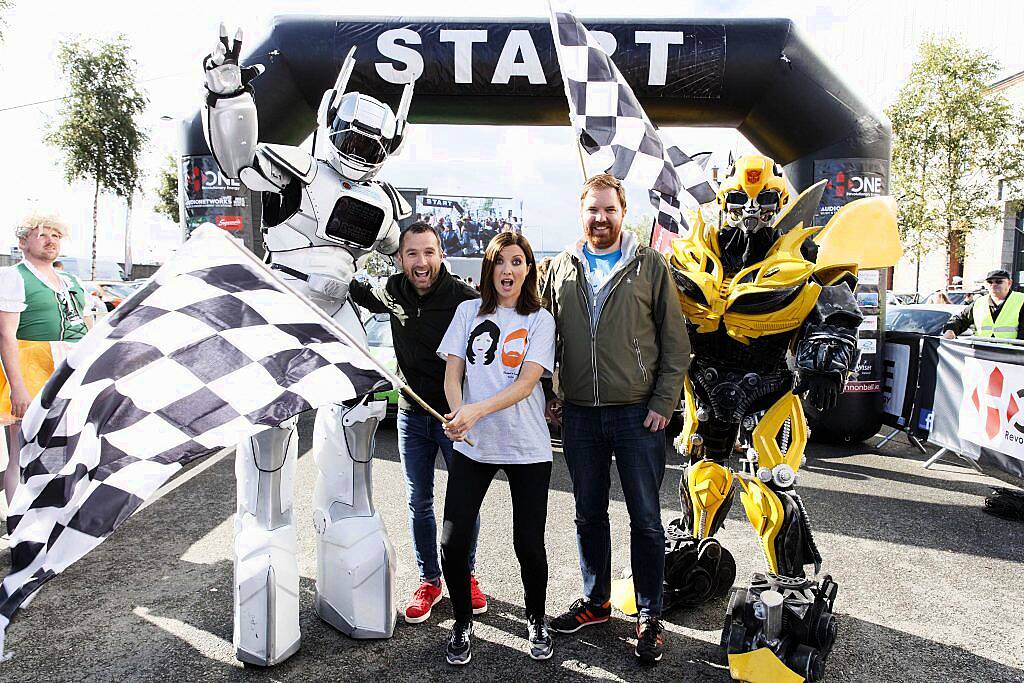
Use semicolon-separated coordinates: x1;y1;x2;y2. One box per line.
665;155;900;683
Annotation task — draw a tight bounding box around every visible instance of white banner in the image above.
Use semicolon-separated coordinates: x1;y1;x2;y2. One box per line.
957;356;1024;463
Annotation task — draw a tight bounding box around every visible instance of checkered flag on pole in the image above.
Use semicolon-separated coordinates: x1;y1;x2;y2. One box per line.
547;7;717;252
0;226;397;659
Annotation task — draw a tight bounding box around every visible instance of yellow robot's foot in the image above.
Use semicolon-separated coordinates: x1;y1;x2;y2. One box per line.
722;573;838;682
663;520;737;610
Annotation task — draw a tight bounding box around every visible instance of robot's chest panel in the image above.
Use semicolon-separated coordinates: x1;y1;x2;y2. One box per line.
673;237;820;344
325;196;385;248
303;165;391;250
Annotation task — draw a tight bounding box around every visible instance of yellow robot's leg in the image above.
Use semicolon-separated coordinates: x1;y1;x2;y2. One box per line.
664;377;739;609
721;393;839;683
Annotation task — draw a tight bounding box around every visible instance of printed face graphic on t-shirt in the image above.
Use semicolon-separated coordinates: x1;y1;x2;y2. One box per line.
466;319;501;365
501;328;528;369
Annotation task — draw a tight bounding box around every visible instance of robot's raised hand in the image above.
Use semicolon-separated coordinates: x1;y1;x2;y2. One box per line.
203;23;265;98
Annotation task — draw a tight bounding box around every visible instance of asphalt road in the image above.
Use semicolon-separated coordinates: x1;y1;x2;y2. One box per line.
1;418;1022;682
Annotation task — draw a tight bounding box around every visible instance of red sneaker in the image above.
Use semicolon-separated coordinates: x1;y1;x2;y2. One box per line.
405;580;443;624
470;575;488;615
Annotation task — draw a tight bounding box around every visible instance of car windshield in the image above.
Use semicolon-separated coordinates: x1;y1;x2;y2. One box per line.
886;308;952;335
365;315;393;347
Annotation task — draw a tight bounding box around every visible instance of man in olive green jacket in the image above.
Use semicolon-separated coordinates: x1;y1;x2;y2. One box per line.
541;174;688;664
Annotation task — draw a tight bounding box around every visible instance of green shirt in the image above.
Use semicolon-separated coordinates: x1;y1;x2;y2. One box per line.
15;263;88;342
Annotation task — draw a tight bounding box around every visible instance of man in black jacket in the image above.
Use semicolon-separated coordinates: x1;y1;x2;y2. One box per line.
349;223;486;624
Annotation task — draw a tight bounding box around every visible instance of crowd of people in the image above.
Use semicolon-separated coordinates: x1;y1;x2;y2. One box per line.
357;174;683;666
419;212;523;258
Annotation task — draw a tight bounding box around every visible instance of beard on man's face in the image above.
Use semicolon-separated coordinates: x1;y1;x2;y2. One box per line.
584;220;622;250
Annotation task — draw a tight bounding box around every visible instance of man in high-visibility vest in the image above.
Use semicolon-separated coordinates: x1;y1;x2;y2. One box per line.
942;269;1024;340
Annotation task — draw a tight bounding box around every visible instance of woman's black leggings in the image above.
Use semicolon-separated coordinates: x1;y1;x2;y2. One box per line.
441;450;552;620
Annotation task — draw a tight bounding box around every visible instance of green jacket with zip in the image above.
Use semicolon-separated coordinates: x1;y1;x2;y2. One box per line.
540;232;689;418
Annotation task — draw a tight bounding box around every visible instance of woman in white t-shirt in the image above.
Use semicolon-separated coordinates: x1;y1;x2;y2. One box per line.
437;232;556;666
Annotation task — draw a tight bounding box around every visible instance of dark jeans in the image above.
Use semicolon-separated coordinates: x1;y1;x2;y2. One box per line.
441;450;552;620
397;409;479;582
562;402;666;617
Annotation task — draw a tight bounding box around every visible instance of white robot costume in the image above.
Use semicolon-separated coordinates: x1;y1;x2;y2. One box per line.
202;25;413;666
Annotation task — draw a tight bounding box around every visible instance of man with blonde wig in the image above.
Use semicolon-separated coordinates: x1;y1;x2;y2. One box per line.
0;211;90;527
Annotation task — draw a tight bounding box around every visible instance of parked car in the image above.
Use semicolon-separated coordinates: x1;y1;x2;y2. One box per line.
920;288;984;306
58;257;126;282
363;312;399;420
885;304;961;336
83;280;146;311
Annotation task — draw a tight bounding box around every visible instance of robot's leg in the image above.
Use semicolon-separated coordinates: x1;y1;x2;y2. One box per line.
311;395;396;639
664;377;738;609
723;393;837;683
233;419;301;667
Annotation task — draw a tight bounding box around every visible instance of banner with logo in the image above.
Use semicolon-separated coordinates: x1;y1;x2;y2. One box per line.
181;155;259;253
929;339;1024;480
415;194;524;257
812;158;889;226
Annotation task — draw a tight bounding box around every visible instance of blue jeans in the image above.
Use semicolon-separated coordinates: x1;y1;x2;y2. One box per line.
562;402;666;617
397;409;479;582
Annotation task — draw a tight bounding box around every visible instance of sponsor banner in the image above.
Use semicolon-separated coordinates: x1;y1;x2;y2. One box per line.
846;380;880;393
416;194;524;258
181;155;259;252
812;158;889;226
848;267;882;393
929;339;1024;480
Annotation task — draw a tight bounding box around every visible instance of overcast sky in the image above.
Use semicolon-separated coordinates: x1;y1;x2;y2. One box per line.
0;0;1021;264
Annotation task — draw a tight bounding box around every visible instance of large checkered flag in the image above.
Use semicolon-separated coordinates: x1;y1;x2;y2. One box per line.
0;226;396;659
547;8;716;251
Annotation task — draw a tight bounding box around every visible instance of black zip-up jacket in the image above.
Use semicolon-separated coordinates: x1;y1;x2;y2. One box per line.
350;268;479;415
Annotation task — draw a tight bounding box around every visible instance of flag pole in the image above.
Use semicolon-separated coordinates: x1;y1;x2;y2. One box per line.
215;230;475;445
575;138;588;181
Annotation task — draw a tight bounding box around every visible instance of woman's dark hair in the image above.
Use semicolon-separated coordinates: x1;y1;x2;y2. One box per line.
479;232;541;316
466;319;500;364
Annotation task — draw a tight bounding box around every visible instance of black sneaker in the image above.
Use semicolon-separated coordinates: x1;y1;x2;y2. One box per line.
635;615;664;664
549;598;612;634
527;615;553;660
446;618;473;665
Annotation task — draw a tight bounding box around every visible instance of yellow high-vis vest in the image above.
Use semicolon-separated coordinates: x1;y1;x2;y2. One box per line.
972;291;1024;338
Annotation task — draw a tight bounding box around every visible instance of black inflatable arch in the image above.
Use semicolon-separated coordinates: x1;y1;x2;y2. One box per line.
181;15;889;441
182;15;890;188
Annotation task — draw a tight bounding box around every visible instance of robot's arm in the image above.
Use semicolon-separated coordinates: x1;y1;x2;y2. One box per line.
794;284;862;410
201;24;266;180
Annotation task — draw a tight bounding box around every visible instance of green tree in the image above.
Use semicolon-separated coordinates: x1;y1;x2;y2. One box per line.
623;212;654;246
153;155;180;224
47;36;148;279
887;36;1024;289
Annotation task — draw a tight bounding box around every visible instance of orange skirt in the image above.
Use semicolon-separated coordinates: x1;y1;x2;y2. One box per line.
0;339;74;426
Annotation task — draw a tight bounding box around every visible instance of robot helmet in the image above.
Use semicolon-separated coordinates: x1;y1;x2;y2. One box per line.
317;47;415;182
716;154;789;233
325;92;398;181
